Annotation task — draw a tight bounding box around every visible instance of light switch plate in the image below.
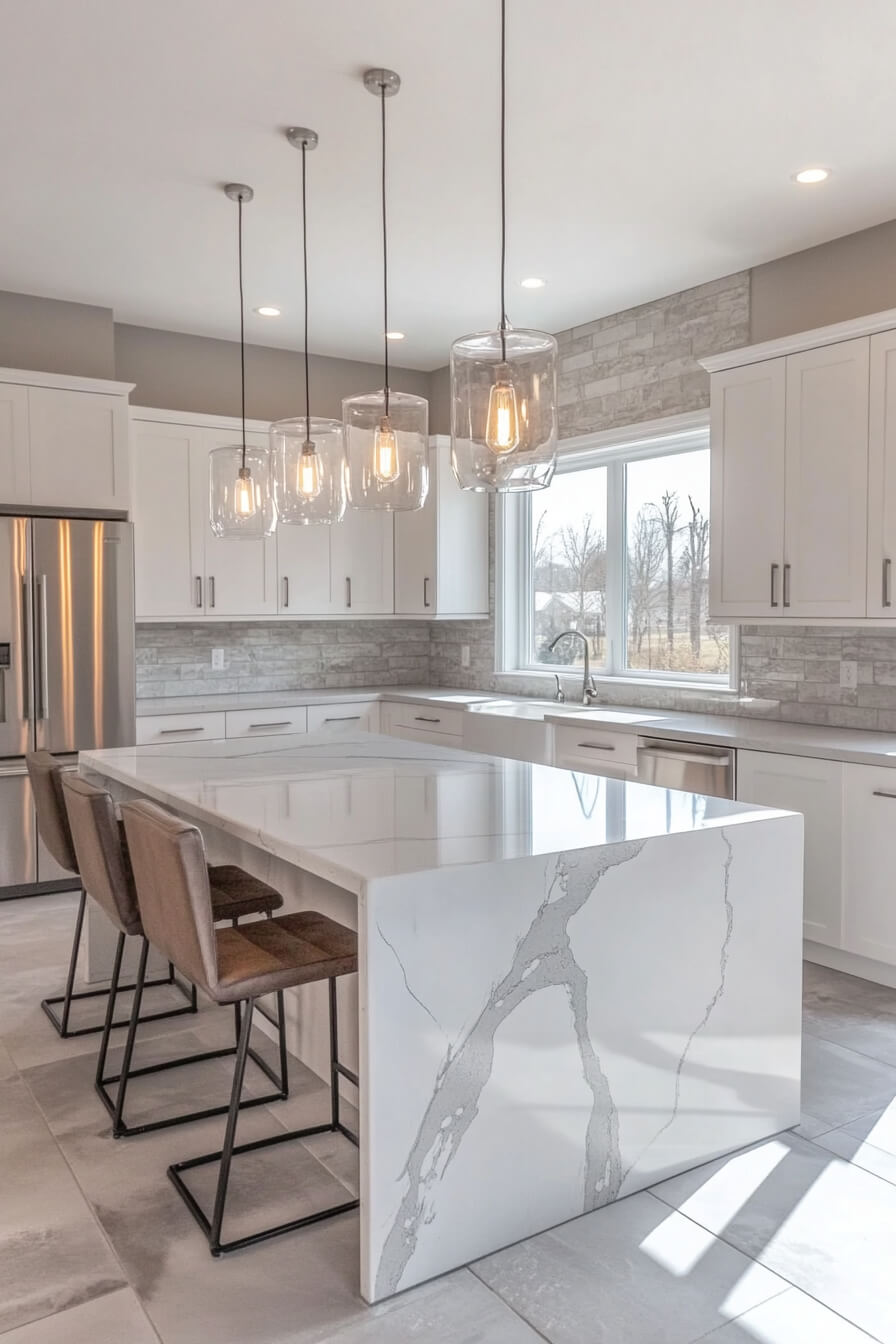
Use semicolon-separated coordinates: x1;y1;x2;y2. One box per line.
211;648;226;671
840;660;858;690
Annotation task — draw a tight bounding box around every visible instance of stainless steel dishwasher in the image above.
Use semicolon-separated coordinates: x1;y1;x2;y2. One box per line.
636;738;735;799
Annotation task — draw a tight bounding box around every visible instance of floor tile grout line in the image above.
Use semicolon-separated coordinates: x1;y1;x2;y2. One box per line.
467;1265;556;1343
647;1181;888;1343
15;1062;164;1340
804;1021;896;1073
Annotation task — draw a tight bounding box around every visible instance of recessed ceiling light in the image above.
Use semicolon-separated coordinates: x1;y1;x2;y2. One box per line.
386;330;405;340
254;305;281;317
521;277;546;289
793;167;830;185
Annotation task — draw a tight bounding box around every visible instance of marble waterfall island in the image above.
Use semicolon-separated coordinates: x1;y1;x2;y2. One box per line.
80;731;804;1303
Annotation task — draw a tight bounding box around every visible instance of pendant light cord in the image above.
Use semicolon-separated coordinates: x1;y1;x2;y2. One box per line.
301;142;311;441
499;0;507;361
237;194;247;465
380;83;390;417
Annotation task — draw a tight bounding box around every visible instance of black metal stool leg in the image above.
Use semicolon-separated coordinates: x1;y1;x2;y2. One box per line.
111;938;149;1137
95;931;126;1091
208;997;255;1254
329;977;340;1132
48;887;86;1038
276;992;288;1096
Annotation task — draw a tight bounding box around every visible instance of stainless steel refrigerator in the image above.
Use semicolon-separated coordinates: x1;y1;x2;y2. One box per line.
0;516;135;896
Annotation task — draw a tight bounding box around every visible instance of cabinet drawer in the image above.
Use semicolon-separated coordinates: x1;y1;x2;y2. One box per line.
225;707;307;739
136;712;226;745
384;702;463;737
307;702;380;733
552;723;638;771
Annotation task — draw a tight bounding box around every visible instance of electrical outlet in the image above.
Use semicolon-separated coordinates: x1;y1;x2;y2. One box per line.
840;660;858;691
211;648;226;671
461;644;471;668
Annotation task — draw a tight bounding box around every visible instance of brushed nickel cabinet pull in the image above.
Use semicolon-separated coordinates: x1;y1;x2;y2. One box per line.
345;577;352;609
283;576;289;608
324;715;361;722
770;563;779;608
873;789;896;800
209;576;216;609
577;742;616;751
414;715;441;724
884;558;892;609
248;721;292;730
195;576;203;608
159;726;205;735
783;563;791;608
423;576;431;608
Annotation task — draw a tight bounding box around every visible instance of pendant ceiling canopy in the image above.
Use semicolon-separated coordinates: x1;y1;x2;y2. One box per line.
342;68;429;513
449;0;558;493
209;183;277;540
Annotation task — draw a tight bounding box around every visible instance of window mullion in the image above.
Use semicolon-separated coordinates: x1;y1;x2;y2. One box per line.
604;460;625;676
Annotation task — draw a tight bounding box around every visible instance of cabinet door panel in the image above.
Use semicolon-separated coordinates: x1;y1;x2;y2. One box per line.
133;424;202;618
867;331;896;616
0;384;30;506
197;430;276;616
784;339;869;617
330;508;393;614
709;360;786;618
736;750;841;947
843;764;896;966
276;523;332;614
29;388;128;511
394;453;436;614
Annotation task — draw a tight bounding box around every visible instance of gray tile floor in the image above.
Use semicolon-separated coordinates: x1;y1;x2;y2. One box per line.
2;894;896;1343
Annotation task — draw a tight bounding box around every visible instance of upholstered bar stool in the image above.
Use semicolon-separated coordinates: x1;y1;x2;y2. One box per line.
62;773;290;1138
27;749;193;1037
120;798;359;1257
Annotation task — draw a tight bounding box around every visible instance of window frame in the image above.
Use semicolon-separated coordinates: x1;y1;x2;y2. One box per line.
496;410;738;691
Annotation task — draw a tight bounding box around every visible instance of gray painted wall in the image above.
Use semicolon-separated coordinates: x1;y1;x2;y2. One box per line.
0;290;115;379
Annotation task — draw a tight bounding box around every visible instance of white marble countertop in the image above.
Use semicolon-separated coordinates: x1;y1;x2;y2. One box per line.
135;685;896;767
81;732;780;896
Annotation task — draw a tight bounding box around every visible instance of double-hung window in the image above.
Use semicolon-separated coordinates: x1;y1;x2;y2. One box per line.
498;412;735;689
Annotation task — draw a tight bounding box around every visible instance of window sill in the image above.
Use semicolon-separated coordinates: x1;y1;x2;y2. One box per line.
504;669;739;696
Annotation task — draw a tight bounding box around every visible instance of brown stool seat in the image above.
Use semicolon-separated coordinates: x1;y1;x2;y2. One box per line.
215;911;357;1002
207;866;283;924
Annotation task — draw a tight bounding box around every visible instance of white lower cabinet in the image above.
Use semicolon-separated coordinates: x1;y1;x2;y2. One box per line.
136;712;226;745
842;764;896;966
379;701;464;746
552;723;639;778
224;707;307;738
736;750;843;947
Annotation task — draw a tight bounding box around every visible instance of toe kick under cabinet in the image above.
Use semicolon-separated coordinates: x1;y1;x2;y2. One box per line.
737;748;896;978
133;413;488;622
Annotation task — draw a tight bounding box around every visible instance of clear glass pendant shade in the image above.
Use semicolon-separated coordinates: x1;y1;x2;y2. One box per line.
209;443;277;539
450;328;558;492
270;417;346;525
342;389;429;511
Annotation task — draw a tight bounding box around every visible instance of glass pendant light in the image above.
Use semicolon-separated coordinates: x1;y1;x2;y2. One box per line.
209;183;277;539
342;69;429;512
450;0;558;493
270;128;346;525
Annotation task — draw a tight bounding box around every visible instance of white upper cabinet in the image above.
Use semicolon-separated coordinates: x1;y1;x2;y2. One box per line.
709;359;786;618
394;436;489;617
275;522;332;615
330;507;394;615
0;383;30;507
867;330;896;616
783;339;868;618
702;314;892;622
0;372;132;513
133;421;201;619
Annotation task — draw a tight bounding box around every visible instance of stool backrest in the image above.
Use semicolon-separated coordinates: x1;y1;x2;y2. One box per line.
119;799;218;995
61;775;141;937
25;750;77;875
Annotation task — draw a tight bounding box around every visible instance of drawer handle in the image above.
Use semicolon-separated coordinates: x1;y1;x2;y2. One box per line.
872;790;896;800
414;715;441;723
195;575;203;608
783;563;791;608
884;558;892;609
423;576;431;608
324;715;361;722
770;562;779;608
248;721;293;730
577;742;616;751
159;726;206;735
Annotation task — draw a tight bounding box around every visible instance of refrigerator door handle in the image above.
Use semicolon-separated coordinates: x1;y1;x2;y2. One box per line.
36;575;49;721
21;578;31;722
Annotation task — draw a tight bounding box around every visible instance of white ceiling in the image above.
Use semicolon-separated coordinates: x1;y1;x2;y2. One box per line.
2;0;896;370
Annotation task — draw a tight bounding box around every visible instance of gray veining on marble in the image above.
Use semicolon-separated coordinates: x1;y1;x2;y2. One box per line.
373;840;647;1299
